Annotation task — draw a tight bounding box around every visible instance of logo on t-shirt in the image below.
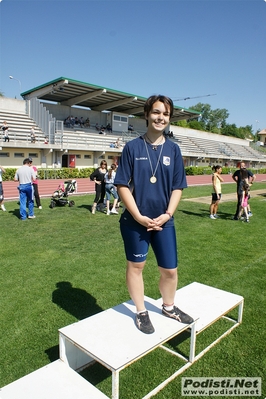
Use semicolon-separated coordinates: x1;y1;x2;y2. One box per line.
163;156;170;166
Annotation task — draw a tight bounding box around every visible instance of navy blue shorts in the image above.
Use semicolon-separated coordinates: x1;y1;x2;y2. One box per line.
120;222;178;269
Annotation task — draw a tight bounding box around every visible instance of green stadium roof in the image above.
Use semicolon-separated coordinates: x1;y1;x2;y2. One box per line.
21;77;201;122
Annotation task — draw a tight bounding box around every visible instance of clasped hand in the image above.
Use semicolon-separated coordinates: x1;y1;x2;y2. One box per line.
138;214;170;231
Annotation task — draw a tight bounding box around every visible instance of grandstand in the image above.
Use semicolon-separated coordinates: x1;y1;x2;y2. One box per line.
1;77;266;169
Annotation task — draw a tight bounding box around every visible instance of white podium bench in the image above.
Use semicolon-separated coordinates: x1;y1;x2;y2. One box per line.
59;282;244;399
0;283;244;399
0;359;109;399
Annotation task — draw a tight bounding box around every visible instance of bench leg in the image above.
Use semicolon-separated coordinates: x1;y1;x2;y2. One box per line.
112;370;119;399
189;321;197;363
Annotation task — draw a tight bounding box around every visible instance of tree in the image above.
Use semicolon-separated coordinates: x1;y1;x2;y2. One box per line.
189;103;229;133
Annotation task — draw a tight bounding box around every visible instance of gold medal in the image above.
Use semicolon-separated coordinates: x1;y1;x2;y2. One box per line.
150;176;157;183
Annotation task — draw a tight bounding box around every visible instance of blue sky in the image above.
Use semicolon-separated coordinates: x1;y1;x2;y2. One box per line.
0;0;265;132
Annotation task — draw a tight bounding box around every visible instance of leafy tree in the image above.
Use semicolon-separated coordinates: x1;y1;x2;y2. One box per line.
189;103;229;133
187;119;205;131
221;123;241;138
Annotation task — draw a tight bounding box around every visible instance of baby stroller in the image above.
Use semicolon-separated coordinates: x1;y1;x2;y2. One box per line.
49;180;77;208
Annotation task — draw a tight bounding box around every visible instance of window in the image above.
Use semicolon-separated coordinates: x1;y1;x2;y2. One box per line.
76;154;81;159
113;115;128;123
28;153;38;158
14;153;24;158
0;152;9;157
84;155;92;159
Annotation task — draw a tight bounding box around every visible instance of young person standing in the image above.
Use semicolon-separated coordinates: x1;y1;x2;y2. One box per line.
104;163;119;215
90;160;107;214
210;165;223;219
115;95;193;334
28;158;42;209
232;162;255;220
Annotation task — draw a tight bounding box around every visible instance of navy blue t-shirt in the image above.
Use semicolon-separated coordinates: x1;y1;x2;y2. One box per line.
114;136;187;221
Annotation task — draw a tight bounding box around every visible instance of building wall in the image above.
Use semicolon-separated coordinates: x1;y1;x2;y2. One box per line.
0;98;26;113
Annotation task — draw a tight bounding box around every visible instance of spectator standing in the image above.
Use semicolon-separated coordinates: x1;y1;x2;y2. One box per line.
0;165;6;211
104;164;119;215
28;158;42;209
30;127;36;143
1;121;9;142
232;162;255;220
115;94;194;334
14;158;36;220
210;165;223;219
90;160;107;214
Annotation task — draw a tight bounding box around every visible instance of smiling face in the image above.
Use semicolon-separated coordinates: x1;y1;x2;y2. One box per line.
145;100;171;134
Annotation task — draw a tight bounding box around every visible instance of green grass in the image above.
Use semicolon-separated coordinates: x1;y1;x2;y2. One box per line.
1;183;266;398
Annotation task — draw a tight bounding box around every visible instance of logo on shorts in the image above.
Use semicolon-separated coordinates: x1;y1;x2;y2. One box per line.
163;156;170;166
133;252;148;258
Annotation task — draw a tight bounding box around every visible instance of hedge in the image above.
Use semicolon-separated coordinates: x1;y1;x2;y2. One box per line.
2;166;266;181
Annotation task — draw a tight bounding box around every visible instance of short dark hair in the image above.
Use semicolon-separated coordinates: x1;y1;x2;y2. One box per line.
144;95;174;127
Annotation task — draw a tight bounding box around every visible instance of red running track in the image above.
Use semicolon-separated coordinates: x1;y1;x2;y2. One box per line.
3;174;266;201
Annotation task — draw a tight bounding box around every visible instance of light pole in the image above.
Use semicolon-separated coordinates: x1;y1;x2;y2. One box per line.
255;120;259;134
9;75;22;98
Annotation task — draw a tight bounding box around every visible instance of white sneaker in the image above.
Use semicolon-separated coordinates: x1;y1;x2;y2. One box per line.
106;210;110;215
110;208;118;214
28;215;36;219
210;214;216;219
1;205;6;211
39;206;42;209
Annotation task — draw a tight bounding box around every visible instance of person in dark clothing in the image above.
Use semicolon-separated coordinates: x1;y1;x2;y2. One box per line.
90;160;107;214
232;162;255;220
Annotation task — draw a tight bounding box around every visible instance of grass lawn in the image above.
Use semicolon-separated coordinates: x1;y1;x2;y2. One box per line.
1;183;265;398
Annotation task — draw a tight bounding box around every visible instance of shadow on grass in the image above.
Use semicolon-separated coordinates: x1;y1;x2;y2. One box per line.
45;345;59;362
46;282;104;363
52;281;103;320
182;209;233;219
165;330;192;358
78;204;92;211
9;209;21;219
